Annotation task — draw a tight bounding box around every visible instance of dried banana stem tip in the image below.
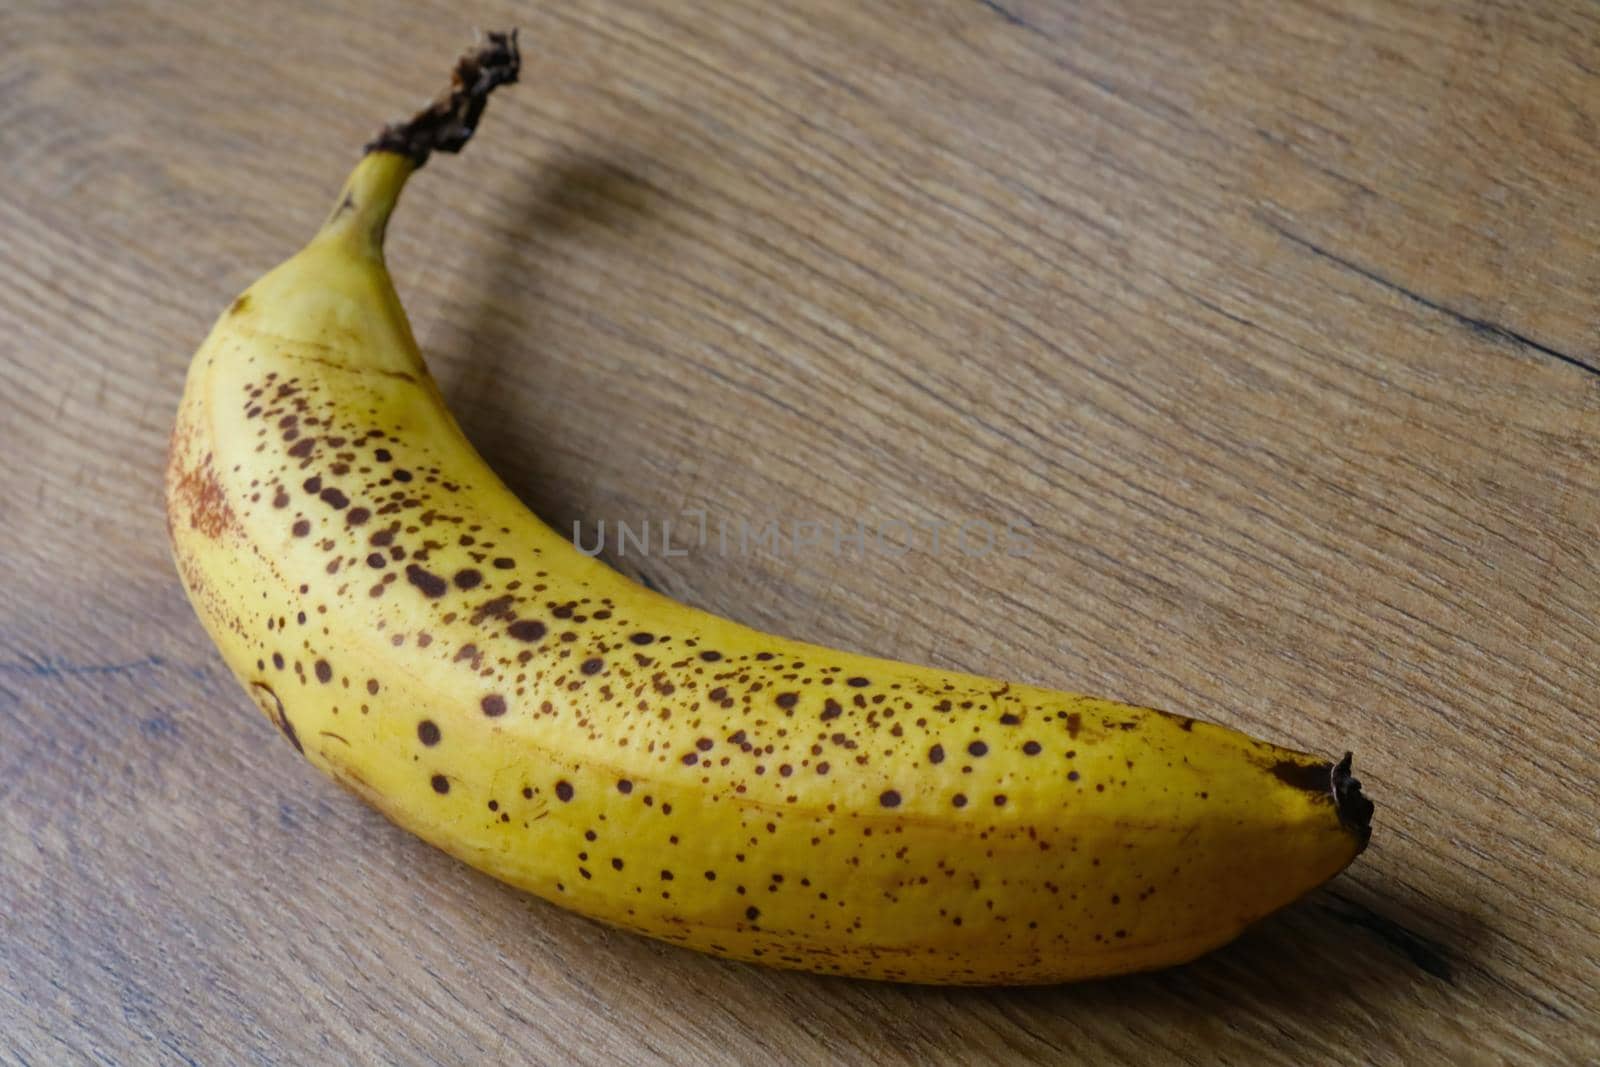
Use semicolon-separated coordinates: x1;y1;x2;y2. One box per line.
364;29;521;167
1332;752;1375;847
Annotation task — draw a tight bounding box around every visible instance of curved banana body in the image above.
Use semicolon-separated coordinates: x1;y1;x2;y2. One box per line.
165;56;1370;984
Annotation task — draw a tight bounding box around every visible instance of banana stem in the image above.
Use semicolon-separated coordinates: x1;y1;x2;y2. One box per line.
365;29;521;168
1332;752;1375;845
317;30;521;251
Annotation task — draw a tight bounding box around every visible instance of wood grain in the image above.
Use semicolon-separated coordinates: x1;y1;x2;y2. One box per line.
3;0;1597;1062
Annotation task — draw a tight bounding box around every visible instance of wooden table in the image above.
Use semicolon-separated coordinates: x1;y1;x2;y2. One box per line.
4;1;1596;1062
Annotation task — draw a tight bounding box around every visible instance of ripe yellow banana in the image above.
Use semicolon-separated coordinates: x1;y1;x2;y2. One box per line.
165;32;1373;985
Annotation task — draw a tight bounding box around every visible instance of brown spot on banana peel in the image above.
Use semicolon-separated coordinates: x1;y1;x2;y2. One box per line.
1268;757;1333;795
171;450;237;541
406;564;448;597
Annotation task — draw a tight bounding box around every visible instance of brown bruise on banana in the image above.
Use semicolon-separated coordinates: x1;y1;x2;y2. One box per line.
163;150;1368;985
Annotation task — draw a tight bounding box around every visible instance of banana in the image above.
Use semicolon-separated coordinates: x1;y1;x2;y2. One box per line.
165;31;1373;985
